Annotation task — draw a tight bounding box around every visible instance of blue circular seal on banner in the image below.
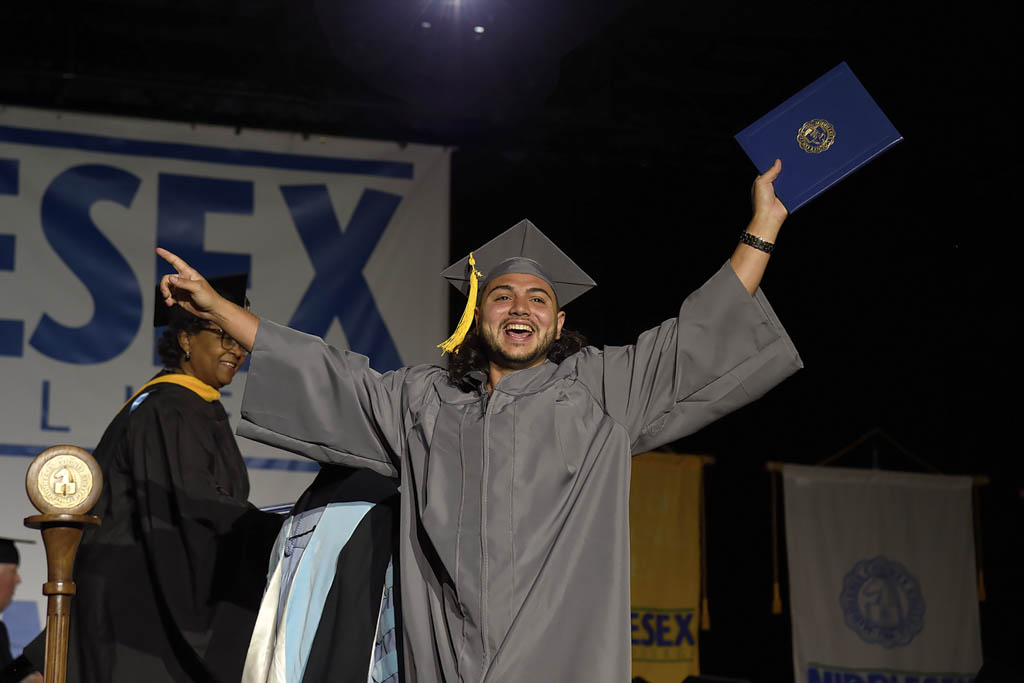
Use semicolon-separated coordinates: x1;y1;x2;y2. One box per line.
839;556;925;648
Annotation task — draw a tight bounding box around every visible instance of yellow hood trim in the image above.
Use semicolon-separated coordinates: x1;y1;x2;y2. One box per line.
124;373;221;410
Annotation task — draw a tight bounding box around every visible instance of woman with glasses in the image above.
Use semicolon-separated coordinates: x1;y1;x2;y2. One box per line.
23;274;283;683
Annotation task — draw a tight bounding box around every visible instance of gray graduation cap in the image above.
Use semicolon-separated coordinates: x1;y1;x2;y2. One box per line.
153;273;249;327
437;219;595;353
441;219;596;307
0;537;36;565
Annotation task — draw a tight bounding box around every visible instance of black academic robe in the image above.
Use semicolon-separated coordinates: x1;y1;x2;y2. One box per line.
26;372;282;683
0;620;37;683
0;620;10;670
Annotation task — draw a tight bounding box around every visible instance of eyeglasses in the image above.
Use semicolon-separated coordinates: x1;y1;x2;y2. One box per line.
199;327;246;353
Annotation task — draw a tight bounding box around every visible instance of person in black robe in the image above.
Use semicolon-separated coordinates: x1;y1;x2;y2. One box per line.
0;538;41;683
22;275;283;683
0;538;22;671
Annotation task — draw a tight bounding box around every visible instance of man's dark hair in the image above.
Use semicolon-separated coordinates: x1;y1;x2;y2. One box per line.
446;325;587;386
156;307;208;368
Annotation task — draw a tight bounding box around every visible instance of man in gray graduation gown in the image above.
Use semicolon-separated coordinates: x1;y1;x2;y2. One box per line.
157;160;801;682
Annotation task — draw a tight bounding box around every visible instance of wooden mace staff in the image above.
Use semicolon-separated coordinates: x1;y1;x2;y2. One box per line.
23;445;103;683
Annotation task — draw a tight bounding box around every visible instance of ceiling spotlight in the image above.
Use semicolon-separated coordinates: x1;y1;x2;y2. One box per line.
473;25;485;34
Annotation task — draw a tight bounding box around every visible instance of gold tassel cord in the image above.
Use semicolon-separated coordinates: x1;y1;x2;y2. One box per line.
437;252;482;355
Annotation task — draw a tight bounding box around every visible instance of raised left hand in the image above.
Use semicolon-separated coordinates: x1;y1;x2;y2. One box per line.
750;158;788;235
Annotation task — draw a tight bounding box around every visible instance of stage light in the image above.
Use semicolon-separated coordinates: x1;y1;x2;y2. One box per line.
422;21;432;29
473;25;485;34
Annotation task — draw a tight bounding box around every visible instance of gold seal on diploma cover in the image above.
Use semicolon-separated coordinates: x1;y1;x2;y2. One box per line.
797;118;836;153
26;445;103;516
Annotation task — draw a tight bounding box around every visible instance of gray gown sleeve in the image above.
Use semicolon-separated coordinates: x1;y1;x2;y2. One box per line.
236;320;412;478
578;261;803;454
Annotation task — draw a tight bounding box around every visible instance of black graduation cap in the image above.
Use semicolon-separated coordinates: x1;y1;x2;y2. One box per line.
153;273;249;327
437;219;595;353
0;537;35;565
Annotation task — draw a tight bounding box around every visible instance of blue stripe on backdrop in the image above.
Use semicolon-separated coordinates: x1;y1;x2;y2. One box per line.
1;445;318;472
0;125;414;178
0;444;73;457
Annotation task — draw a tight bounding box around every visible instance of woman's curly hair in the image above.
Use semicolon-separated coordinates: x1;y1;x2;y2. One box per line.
446;325;588;387
156;306;208;368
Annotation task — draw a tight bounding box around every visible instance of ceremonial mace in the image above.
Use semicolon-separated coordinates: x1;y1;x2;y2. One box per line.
24;446;103;683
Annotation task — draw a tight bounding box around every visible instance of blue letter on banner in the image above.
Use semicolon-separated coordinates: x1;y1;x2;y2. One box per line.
0;158;22;356
31;165;142;363
40;380;70;432
674;612;695;645
155;173;253;363
156;174;253;278
281;186;403;371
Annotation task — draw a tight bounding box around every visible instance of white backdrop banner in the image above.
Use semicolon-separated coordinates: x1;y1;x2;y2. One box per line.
0;105;450;654
783;464;982;683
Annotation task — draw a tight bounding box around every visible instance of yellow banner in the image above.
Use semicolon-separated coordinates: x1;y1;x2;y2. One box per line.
630;452;704;681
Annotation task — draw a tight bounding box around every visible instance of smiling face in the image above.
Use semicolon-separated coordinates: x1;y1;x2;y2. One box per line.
475;272;565;372
178;325;247;389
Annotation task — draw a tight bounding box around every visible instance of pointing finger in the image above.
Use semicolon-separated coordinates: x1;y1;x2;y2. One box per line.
156;247;200;280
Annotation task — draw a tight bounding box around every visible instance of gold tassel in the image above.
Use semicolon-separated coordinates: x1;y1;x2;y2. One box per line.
437;252;481;355
701;596;711;631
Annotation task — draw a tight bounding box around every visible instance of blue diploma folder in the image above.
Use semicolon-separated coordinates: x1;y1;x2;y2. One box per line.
734;62;902;212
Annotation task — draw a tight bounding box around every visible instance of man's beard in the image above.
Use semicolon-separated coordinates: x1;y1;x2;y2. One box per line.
480;324;557;371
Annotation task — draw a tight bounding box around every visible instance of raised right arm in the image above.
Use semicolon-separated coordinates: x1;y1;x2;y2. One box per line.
156;248;407;478
236;320;408;478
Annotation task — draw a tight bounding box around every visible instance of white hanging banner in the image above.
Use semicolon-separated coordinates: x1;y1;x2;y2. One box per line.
0;105;450;655
783;464;982;683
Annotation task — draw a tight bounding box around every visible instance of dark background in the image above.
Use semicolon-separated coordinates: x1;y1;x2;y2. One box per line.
2;1;1014;679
